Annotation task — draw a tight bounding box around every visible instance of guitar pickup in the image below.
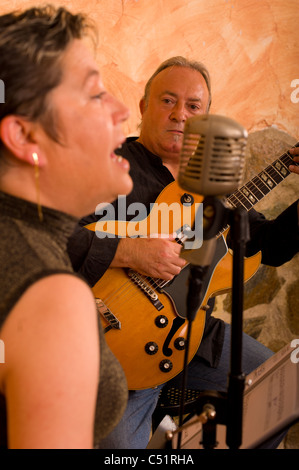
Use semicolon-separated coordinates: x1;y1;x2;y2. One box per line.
95;298;121;332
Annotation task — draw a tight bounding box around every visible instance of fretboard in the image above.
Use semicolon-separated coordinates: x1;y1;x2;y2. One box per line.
227;141;299;211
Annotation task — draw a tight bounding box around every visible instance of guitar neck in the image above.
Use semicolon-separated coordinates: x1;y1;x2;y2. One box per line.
129;142;299;290
227;141;299;211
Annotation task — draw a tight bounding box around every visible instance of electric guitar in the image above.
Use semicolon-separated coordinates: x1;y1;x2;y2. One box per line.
87;142;299;390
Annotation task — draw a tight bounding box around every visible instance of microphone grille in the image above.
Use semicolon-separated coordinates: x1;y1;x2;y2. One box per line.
178;114;248;196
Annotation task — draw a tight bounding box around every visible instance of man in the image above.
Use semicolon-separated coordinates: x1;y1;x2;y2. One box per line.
68;57;299;449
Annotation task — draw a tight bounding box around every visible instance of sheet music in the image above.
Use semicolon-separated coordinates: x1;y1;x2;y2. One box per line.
241;343;299;448
147;342;299;449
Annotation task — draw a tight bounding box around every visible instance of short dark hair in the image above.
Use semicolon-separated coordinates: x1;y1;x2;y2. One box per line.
142;56;212;111
0;5;96;151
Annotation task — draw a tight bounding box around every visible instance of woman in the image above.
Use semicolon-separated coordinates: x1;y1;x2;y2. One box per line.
0;6;132;448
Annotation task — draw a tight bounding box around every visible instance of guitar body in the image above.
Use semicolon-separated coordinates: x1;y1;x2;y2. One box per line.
87;180;204;238
93;266;206;390
89;181;262;389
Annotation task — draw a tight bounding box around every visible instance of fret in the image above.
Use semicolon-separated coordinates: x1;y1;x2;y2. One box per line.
233;191;253;210
280;143;299;168
274;158;289;176
251;175;271;196
265;163;284;184
257;170;276;190
245;180;264;202
239;185;256;206
234;183;257;209
227;193;241;208
282;153;294;169
226;140;299;213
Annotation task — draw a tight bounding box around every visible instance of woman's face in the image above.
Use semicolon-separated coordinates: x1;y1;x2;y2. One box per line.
38;39;132;217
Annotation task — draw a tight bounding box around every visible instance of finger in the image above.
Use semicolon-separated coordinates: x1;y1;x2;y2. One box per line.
289;165;299;174
289;147;299;156
149;232;177;240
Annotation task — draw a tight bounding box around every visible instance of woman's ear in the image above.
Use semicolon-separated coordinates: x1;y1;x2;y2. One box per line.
0;115;45;167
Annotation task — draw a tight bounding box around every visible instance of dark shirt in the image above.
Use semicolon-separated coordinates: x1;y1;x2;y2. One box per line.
68;138;299;369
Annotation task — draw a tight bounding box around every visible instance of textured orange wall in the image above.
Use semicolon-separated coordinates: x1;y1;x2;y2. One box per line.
1;0;298;139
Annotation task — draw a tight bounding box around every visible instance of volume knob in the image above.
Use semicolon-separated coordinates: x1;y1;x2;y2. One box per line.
174;337;186;350
155;315;168;328
159;359;173;372
145;342;158;355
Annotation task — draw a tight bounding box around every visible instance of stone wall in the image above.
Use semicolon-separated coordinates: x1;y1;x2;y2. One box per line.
213;127;299;448
0;0;298;139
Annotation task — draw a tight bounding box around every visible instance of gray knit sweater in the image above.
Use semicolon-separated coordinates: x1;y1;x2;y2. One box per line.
0;191;127;448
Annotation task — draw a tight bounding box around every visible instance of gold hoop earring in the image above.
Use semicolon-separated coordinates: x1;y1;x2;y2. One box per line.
32;152;43;222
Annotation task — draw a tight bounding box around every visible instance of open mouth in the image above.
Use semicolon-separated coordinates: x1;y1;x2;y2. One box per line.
111;148;130;171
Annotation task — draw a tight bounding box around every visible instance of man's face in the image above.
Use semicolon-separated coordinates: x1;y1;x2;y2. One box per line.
138;66;210;165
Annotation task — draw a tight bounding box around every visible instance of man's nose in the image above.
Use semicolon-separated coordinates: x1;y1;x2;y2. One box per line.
169;102;187;122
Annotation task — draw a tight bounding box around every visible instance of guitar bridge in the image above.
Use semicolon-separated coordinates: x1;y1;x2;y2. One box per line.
128;269;164;311
95;298;121;332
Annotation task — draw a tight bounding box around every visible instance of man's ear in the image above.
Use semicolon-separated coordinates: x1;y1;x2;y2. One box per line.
0;115;45;167
139;98;146;116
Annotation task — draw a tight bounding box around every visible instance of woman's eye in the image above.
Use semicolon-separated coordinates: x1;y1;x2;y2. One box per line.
92;92;106;100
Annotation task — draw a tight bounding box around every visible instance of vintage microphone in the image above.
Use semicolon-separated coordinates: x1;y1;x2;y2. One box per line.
178;113;247;274
175;114;248;449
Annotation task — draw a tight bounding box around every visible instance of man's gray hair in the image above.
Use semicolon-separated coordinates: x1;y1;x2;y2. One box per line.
142;56;212;111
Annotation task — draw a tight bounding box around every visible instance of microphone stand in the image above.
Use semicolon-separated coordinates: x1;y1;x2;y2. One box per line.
225;204;249;449
176;200;249;450
176;196;230;448
176;263;209;449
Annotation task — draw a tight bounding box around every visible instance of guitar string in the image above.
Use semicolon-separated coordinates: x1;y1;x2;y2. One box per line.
100;269;170;319
102;279;158;316
100;244;185;310
209;151;295;238
101;276;136;305
242;149;295;199
227;155;290;210
102;234;185;309
100;271;162;311
232;166;278;207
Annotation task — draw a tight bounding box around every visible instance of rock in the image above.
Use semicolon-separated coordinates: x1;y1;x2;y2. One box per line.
213;127;299;448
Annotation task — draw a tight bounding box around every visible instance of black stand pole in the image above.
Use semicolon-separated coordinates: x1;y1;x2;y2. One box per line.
176;203;249;449
177;265;209;450
176;196;229;449
226;205;249;449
